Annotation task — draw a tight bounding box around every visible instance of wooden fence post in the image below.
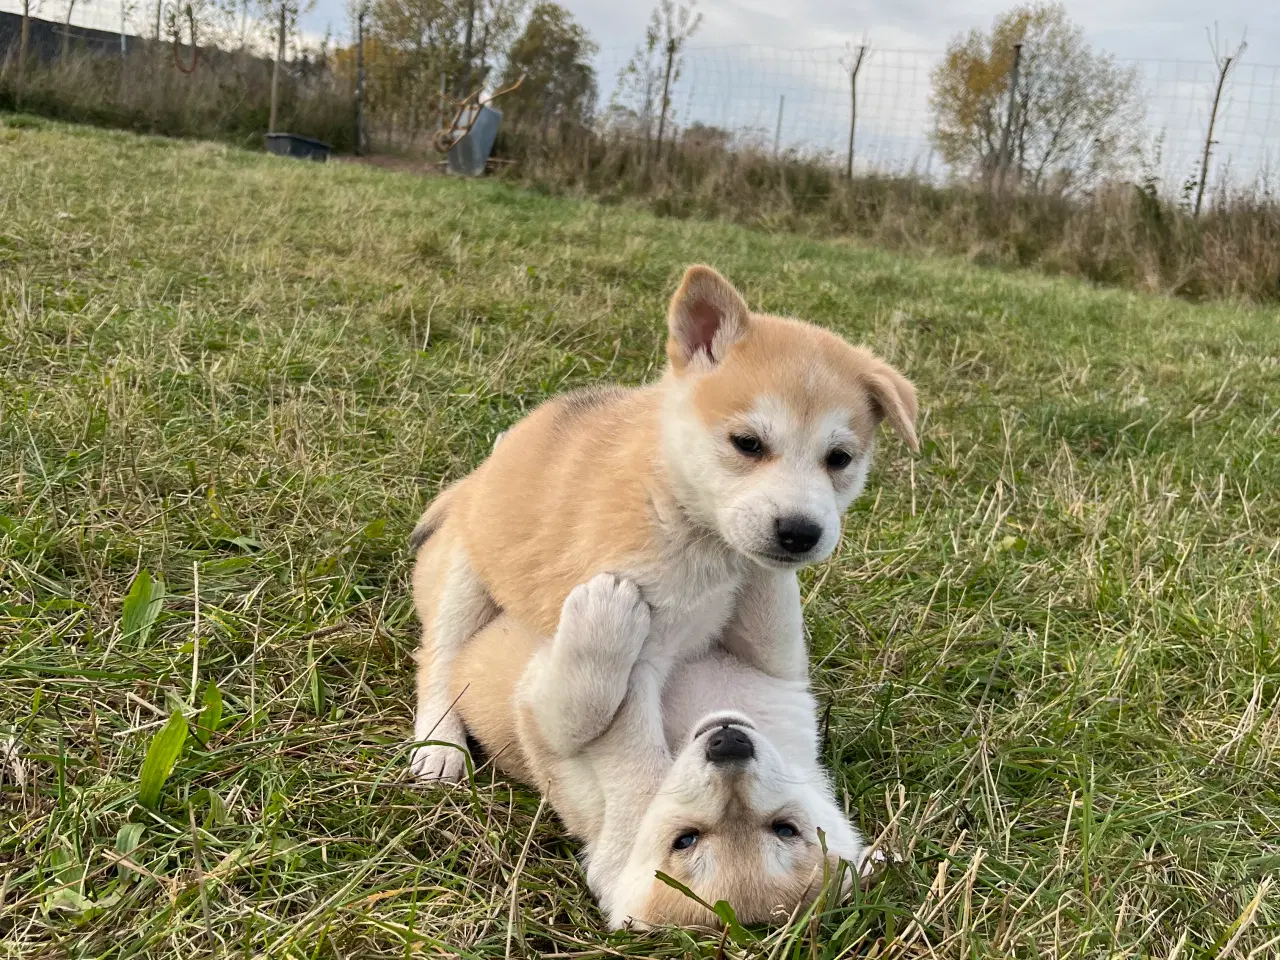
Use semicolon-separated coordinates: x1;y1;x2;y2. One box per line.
845;44;868;179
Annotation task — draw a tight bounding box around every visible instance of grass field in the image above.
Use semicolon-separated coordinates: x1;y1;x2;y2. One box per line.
1;116;1278;959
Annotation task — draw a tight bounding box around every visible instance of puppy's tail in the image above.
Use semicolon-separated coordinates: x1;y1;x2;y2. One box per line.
408;482;461;553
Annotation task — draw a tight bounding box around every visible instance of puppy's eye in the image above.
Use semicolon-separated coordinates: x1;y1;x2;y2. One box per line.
825;449;853;470
731;434;766;458
673;830;700;851
772;821;798;840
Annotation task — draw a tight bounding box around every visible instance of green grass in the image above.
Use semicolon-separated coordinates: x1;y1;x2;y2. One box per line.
1;115;1278;959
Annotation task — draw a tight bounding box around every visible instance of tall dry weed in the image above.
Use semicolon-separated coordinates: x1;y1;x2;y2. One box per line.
0;43;354;150
497;121;1280;304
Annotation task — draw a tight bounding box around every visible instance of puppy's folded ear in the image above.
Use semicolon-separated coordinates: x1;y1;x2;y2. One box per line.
666;265;750;372
863;361;919;452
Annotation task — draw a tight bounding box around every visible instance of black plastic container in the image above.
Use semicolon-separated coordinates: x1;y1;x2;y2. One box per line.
264;133;332;162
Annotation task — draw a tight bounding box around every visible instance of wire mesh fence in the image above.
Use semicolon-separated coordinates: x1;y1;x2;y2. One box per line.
4;0;1277;192
590;44;1280;192
593;45;942;177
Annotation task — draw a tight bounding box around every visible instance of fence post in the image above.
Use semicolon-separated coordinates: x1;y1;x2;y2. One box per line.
773;94;785;158
995;42;1022;192
845;44;867;179
356;7;367;155
120;0;127;55
269;1;287;134
925;115;939;181
17;0;30;100
62;1;75;60
1195;35;1245;217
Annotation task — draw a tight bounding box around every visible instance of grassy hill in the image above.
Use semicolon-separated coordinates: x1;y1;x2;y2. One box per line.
1;116;1277;958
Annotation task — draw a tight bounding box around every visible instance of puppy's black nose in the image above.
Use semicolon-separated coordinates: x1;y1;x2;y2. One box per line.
705;726;754;764
775;516;823;555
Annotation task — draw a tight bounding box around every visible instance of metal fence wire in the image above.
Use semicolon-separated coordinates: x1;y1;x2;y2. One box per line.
5;0;1278;191
591;44;1279;191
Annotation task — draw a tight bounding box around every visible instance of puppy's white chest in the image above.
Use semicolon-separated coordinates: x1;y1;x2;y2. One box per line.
633;550;744;671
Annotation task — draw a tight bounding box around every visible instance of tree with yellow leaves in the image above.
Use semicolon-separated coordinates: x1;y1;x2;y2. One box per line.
930;3;1142;193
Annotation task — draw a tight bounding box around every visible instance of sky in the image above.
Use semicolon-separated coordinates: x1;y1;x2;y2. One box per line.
301;0;1271;64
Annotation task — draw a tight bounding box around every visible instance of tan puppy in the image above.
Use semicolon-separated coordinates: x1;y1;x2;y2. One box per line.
410;265;918;786
449;571;866;929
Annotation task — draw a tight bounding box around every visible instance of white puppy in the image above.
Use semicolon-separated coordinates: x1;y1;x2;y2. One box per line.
449;573;866;929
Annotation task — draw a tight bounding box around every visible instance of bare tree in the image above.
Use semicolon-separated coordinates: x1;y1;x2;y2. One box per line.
653;1;700;159
611;1;701;157
930;3;1142;193
841;40;869;180
1194;24;1247;217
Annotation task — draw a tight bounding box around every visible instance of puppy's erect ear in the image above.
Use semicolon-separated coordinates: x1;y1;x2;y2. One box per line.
666;265;750;372
863;361;919;452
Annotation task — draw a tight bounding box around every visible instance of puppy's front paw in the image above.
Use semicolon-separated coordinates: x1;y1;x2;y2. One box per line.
409;741;470;783
533;574;653;754
558;573;651;664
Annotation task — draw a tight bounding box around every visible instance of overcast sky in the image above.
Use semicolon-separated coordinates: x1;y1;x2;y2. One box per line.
304;0;1271;63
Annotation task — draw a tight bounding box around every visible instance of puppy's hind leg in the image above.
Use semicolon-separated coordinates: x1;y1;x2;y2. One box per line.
410;541;496;781
522;574;651;757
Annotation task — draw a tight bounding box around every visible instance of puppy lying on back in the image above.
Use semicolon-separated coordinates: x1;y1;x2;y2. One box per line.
449;571;867;929
410;265;918;785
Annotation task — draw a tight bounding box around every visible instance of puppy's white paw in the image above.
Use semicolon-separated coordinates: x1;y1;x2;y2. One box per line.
531;574;653;755
409;741;470;782
557;573;651;665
